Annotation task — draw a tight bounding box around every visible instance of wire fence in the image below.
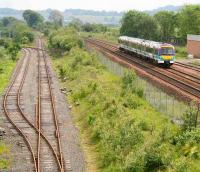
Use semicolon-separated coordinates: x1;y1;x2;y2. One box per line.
96;52;195;124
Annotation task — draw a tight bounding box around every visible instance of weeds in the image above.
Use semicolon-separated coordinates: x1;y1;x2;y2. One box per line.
58;66;67;81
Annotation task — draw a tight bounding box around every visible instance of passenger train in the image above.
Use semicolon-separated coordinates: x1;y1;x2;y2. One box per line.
118;36;176;67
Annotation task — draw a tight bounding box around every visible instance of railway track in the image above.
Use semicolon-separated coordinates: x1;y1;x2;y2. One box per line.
174;62;200;73
3;39;67;171
86;38;200;101
91;38;200;78
37;39;65;171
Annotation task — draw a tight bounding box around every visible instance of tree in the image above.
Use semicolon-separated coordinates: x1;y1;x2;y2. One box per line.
2;17;18;27
49;10;64;27
82;23;93;32
23;10;44;28
120;10;159;40
177;5;200;39
68;18;83;31
154;11;176;41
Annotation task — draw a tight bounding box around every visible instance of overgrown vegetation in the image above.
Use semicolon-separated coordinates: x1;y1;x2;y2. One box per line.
0;142;10;169
48;27;83;54
0;59;16;94
50;29;200;172
0;16;33;95
192;61;200;66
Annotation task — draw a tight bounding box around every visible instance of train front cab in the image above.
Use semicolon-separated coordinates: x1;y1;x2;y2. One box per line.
157;46;176;67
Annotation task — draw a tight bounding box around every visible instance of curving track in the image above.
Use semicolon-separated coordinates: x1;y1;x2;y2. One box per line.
86;38;200;102
2;39;70;171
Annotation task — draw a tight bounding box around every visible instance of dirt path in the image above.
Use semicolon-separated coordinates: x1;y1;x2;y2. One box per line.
0;45;85;171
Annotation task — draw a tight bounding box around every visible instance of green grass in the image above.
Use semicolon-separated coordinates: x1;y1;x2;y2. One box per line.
175;46;188;59
51;47;200;172
191;61;200;66
0;59;16;94
0;142;10;169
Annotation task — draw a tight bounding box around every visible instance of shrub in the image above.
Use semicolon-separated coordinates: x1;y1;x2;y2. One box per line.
138;121;150;131
58;66;67;81
173;128;200;146
144;144;167;171
123;96;142;109
136;88;144;98
122;70;136;89
49;28;83;53
182;104;199;131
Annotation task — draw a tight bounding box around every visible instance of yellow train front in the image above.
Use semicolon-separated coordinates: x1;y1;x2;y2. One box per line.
156;45;176;67
118;36;176;67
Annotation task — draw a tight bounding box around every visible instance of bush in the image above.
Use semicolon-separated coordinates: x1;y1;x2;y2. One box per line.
49;28;83;53
173;128;200;146
176;46;187;58
144;143;170;171
122;70;136;89
58;66;67;81
182;104;199;131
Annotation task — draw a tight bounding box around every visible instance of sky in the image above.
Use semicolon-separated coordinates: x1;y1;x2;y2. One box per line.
0;0;200;11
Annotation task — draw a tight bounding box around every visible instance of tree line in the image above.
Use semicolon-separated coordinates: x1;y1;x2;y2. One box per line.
0;17;34;60
120;5;200;43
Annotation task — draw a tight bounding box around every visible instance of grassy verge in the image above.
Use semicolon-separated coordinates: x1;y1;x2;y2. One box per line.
0;143;11;169
175;46;188;60
191;61;200;66
51;47;200;172
0;59;16;94
0;50;22;94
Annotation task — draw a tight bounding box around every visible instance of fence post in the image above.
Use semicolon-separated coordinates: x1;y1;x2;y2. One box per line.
195;104;200;128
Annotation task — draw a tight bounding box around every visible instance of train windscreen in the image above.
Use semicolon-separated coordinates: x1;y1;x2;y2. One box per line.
160;47;175;55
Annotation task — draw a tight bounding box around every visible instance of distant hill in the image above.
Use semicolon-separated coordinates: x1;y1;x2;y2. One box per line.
0;5;183;25
145;5;182;15
0;8;23;19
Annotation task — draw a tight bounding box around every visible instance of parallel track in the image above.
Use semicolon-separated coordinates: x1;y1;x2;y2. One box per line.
3;49;38;171
86;38;200;101
92;38;200;78
175;62;200;73
37;39;65;171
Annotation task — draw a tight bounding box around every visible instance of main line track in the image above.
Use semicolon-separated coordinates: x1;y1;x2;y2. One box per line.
86;38;200;102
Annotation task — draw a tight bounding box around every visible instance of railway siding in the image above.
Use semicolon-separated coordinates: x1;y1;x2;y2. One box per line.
1;39;85;171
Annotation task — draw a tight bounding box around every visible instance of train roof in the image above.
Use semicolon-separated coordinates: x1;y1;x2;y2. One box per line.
119;36;174;49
